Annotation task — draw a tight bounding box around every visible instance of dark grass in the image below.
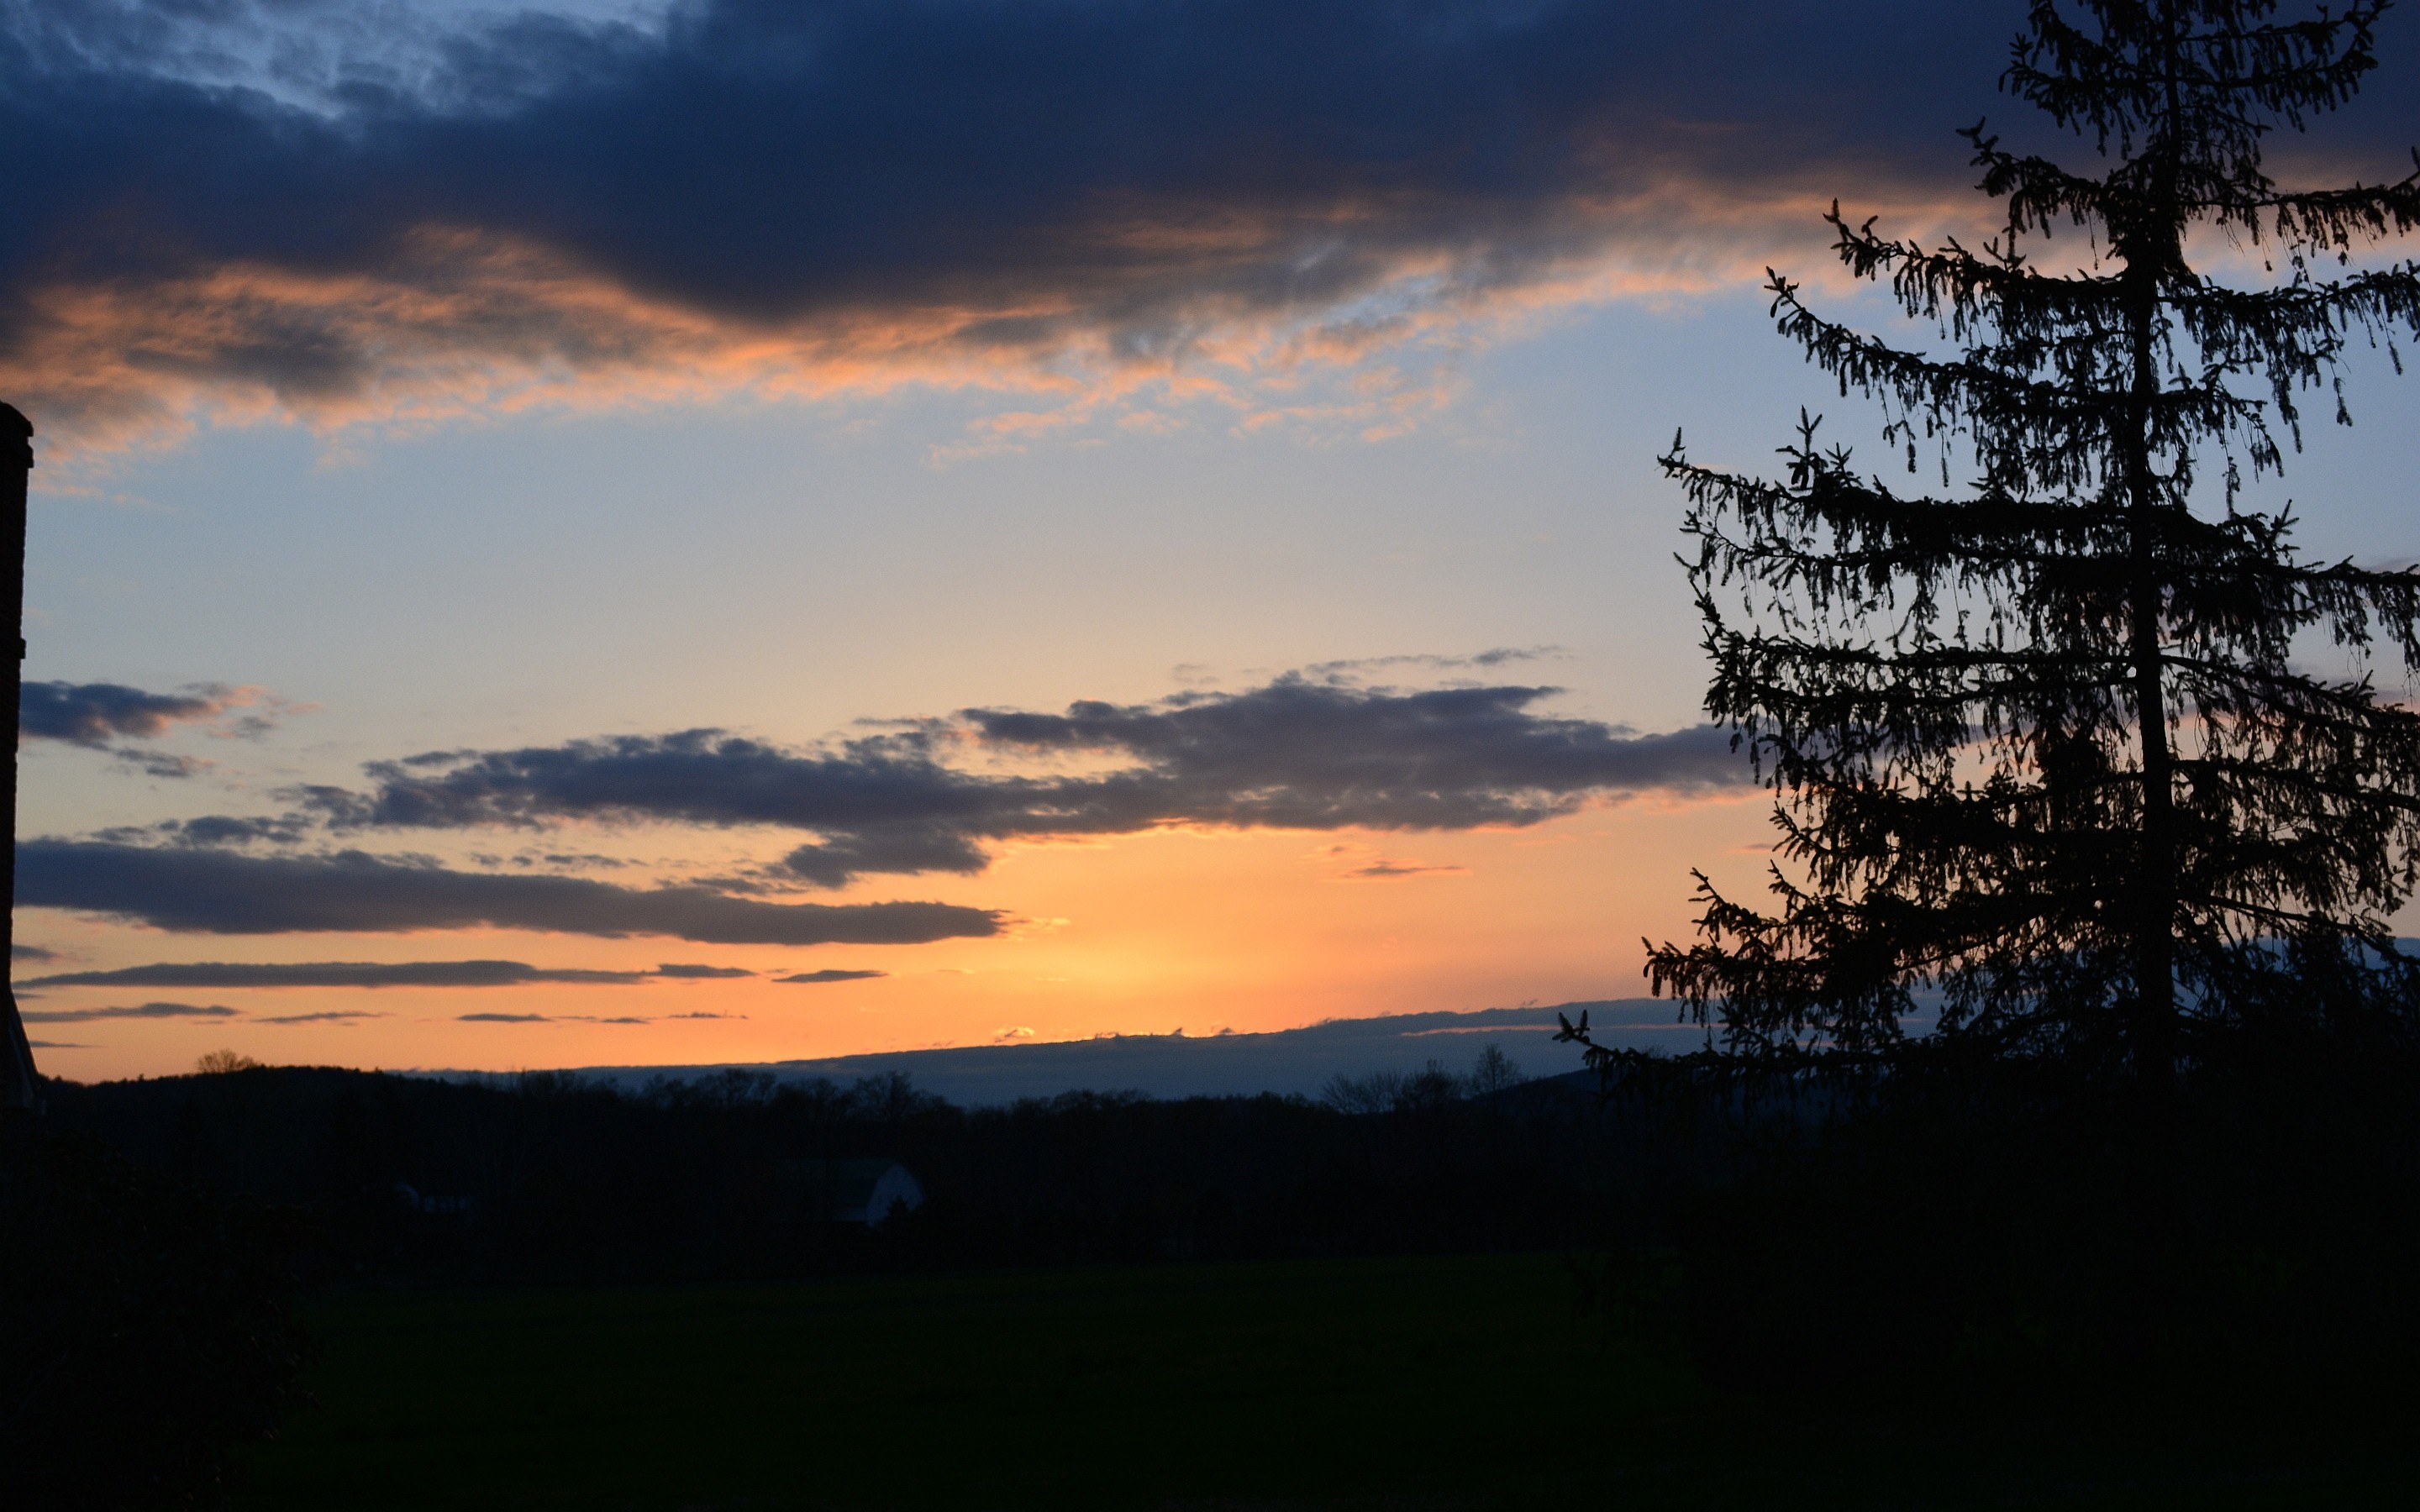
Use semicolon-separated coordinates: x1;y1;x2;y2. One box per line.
234;1252;2420;1511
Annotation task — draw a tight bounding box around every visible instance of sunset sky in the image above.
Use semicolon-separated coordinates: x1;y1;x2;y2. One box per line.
9;0;2417;1080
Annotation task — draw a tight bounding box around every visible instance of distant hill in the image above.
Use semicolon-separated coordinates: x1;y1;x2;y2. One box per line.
553;997;1714;1105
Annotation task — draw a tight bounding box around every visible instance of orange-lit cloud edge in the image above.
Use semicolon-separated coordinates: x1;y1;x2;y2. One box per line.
18;147;2391;475
8;173;2001;472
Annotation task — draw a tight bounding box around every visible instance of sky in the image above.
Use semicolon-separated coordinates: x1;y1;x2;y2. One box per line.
8;0;2417;1081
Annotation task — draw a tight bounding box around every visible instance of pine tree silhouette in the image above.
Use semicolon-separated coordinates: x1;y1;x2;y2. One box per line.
1633;2;2420;1095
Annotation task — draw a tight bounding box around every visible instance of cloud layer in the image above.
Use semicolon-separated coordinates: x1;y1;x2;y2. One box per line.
304;675;1747;886
20;667;1747;953
2;0;2142;450
256;1010;388;1025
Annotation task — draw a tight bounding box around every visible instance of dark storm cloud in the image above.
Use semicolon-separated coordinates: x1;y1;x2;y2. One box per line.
0;0;2170;443
13;841;1007;943
20;680;234;744
302;675;1749;886
20;958;655;989
777;969;886;984
20;1000;238;1022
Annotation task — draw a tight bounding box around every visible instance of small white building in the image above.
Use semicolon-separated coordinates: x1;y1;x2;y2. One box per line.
781;1158;925;1225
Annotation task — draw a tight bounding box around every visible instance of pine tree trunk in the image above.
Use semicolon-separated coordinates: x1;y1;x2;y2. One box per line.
2124;276;2179;1111
2125;1;2186;1116
2123;257;2181;1358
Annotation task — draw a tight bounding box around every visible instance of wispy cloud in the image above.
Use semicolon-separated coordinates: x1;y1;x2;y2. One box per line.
777;969;887;985
1339;860;1471;881
108;748;213;781
15;843;1006;943
21;1000;239;1023
457;1011;652;1026
21;959;655;990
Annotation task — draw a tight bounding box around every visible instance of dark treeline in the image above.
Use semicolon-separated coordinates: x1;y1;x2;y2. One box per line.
17;1052;1684;1506
32;1052;1685;1286
16;1022;2420;1507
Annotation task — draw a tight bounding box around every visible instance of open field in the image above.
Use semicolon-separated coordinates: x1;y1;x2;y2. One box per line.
236;1252;2418;1511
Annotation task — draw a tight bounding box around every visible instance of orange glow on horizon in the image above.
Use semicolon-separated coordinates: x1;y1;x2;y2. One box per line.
20;793;1772;1083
